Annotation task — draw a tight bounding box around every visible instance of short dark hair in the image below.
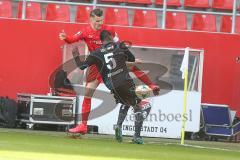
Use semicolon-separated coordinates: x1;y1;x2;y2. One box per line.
90;8;103;17
100;30;112;42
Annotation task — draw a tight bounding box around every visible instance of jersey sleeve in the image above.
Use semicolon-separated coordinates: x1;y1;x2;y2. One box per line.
72;47;85;69
72;47;94;70
120;42;135;62
125;49;135;62
64;31;84;44
80;54;96;70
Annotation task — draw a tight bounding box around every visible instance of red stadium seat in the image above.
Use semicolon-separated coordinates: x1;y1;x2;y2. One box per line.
75;6;92;23
155;0;181;7
221;16;232;33
166;12;187;30
212;0;234;10
104;8;128;26
184;0;210;8
17;2;42;20
221;16;240;33
46;4;70;22
0;0;12;18
126;0;152;5
133;10;157;28
100;0;125;2
192;14;217;32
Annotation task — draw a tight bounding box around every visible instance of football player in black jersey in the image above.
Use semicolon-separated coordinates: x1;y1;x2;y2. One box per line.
72;30;155;144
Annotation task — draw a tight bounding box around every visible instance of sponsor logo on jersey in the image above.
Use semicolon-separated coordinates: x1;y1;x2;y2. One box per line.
75;31;82;36
93;40;102;45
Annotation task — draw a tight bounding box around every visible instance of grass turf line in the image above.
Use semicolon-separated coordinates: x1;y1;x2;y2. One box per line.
0;129;239;160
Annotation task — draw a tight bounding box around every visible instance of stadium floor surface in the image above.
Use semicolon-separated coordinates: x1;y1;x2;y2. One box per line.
0;128;240;160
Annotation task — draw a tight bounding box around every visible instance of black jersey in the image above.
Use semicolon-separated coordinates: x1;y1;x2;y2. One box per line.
80;42;135;91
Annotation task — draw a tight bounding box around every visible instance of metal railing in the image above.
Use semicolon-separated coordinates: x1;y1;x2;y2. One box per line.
14;0;240;34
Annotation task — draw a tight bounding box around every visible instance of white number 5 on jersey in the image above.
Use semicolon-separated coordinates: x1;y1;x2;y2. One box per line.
104;52;116;70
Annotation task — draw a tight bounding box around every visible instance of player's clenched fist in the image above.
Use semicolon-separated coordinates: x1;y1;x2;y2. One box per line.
59;30;66;40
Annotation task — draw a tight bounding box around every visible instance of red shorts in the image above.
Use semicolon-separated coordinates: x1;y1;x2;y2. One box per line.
86;65;103;83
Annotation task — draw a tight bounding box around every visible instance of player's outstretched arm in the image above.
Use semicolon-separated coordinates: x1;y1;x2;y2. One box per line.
126;58;143;65
125;49;135;62
72;47;87;70
72;47;95;70
59;30;84;44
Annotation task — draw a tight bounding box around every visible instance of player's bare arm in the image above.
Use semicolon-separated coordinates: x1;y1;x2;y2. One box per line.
126;58;143;67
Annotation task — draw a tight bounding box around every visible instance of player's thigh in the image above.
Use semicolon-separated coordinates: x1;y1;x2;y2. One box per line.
115;86;138;106
84;79;100;97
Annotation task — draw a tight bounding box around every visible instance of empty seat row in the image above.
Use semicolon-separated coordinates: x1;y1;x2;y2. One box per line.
0;1;70;21
101;0;239;10
170;13;240;33
1;0;239;20
103;8;240;33
100;0;152;5
0;1;240;33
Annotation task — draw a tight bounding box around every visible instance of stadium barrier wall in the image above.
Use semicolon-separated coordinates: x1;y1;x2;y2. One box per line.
0;18;239;116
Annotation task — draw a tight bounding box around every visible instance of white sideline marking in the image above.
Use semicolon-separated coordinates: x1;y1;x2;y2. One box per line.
147;141;240;152
1;129;239;152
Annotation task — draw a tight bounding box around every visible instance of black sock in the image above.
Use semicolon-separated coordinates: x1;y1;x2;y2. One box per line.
117;104;130;127
134;107;143;138
134;101;152;138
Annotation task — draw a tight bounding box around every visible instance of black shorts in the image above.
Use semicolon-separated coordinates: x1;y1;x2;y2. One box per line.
112;81;141;106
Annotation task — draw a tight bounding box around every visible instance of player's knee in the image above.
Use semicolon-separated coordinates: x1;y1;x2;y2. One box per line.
140;101;151;112
134;101;152;121
84;87;96;97
142;103;151;115
134;111;144;122
84;91;93;97
120;104;130;111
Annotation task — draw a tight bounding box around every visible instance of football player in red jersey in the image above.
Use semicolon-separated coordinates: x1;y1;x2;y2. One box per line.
59;8;159;134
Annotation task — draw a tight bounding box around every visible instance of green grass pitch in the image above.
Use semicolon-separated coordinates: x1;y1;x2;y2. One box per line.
0;129;240;160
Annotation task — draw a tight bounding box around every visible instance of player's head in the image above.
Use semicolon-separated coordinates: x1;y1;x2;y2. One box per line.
90;9;104;30
100;30;113;44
